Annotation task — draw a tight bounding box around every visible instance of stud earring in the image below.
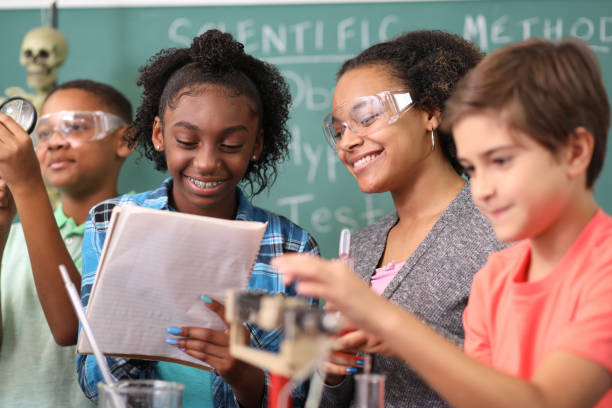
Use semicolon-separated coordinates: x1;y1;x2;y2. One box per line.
252;155;257;161
156;145;161;150
430;130;435;151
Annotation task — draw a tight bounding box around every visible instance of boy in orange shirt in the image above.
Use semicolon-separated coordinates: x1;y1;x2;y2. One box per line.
273;38;612;407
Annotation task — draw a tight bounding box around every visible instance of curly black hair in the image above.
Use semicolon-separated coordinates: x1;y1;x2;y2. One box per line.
338;30;484;174
131;29;292;196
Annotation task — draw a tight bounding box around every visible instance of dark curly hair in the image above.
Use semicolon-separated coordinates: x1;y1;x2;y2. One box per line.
338;30;483;174
131;29;292;196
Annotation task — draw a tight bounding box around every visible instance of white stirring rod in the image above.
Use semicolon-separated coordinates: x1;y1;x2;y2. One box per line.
58;264;116;385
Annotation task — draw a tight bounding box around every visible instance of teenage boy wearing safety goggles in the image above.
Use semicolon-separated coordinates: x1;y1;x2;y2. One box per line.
0;79;134;407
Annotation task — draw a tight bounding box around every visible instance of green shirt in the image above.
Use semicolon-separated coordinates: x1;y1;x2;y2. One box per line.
0;205;93;407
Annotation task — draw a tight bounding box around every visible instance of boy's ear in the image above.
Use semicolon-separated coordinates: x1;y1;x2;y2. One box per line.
115;124;136;159
564;126;594;181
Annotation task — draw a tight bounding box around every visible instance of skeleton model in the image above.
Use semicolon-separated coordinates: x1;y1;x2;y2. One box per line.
4;27;68;112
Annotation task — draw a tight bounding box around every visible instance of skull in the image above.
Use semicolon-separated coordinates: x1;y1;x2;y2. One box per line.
19;26;68;92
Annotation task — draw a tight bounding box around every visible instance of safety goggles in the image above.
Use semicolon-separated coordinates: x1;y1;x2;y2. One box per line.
322;90;414;151
32;110;126;149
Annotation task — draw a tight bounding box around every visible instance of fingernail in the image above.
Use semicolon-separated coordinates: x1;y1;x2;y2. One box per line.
201;295;213;304
165;338;179;345
356;359;364;366
166;327;181;335
179;347;186;352
346;367;358;374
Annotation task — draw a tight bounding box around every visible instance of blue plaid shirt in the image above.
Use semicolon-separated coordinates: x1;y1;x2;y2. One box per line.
77;178;320;407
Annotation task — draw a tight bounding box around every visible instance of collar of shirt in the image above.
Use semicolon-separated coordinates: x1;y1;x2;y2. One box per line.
54;204;86;237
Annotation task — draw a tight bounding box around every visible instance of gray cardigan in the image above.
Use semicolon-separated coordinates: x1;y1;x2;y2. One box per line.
320;183;505;408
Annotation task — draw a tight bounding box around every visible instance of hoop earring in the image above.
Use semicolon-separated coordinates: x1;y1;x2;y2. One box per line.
431;130;435;151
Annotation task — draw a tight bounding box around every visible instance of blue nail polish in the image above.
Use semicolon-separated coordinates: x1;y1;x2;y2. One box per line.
356;359;364;366
201;295;213;304
346;367;358;374
165;338;179;345
166;327;181;335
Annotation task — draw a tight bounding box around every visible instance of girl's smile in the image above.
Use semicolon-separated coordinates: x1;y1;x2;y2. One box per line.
185;176;225;191
349;149;385;173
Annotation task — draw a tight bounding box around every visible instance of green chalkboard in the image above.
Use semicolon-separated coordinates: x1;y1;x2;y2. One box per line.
1;1;611;257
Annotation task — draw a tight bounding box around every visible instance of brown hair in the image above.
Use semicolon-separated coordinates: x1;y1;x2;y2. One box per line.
46;79;132;124
443;38;610;187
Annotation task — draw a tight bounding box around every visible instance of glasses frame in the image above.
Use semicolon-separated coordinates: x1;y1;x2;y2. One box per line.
322;90;414;151
32;110;127;149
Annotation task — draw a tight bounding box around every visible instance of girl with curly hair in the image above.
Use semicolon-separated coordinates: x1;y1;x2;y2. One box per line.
307;30;505;407
76;30;319;408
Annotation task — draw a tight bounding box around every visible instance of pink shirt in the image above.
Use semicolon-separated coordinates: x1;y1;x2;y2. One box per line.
371;260;405;295
463;209;612;407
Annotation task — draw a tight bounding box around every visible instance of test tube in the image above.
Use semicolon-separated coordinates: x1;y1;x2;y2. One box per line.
339;228;351;259
338;228;354;270
354;373;385;408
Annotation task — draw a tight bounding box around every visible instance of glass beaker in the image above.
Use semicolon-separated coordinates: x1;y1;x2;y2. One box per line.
354;373;385;408
98;379;184;408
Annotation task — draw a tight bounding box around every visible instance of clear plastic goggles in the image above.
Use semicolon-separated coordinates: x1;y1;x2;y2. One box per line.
322;90;414;151
32;110;126;149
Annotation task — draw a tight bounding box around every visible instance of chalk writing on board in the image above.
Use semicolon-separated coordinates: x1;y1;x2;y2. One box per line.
464;15;612;53
288;124;342;184
283;70;333;111
168;16;401;61
276;194;385;233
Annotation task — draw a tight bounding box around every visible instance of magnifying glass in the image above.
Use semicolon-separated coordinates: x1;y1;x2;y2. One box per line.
0;97;37;135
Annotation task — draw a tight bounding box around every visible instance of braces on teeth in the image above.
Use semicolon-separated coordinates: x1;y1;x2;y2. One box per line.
189;177;222;189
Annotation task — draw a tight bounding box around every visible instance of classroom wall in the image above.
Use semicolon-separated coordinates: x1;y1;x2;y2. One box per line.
0;0;610;257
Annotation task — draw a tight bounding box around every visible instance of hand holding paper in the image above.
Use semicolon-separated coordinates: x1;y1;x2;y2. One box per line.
165;294;265;388
77;205;267;370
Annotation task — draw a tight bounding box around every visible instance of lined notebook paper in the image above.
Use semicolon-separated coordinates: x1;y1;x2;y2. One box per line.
76;205;267;370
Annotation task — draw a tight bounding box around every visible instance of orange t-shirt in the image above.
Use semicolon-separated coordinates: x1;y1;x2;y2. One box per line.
464;209;612;407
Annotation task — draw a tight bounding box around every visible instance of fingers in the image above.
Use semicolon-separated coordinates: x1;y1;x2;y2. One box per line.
334;330;370;352
174;326;229;346
0;113;28;144
0;179;10;207
272;254;354;302
164;323;250;380
335;329;390;355
163;295;248;374
271;253;329;285
181;349;226;371
164;327;227;371
323;302;338;313
324;351;365;376
0;113;39;189
165;326;229;358
200;294;228;328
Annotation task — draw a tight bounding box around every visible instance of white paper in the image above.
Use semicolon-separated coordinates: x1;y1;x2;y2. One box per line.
77;205;267;369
